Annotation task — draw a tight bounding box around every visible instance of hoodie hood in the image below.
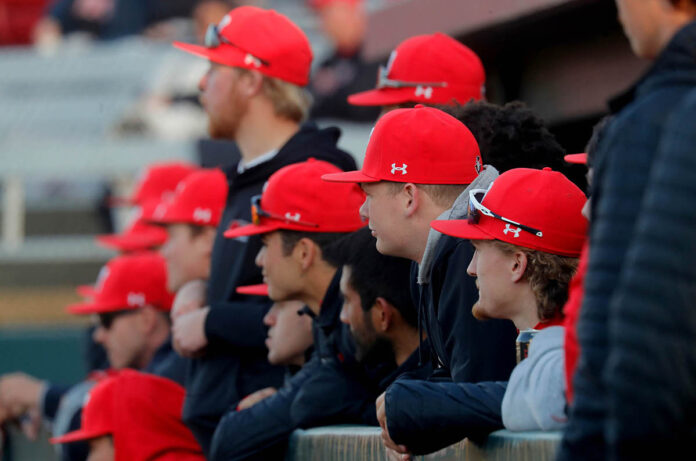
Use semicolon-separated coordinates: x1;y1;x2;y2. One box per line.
417;165;499;285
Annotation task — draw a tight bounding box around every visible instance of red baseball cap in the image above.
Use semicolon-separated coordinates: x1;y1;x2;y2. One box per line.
431;168;587;257
308;0;362;9
52;370;204;460
50;374;116;445
96;210;169;253
149;169;228;227
67;252;174;315
114;162;197;207
564;153;588;165
322;105;481;184
236;284;269;296
173;6;313;86
224;159;366;238
348;33;485;107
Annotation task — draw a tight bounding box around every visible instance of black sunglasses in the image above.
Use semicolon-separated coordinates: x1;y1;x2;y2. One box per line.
98;310;138;330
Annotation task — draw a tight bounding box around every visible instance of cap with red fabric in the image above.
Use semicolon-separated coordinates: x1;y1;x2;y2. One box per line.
51;370;204;460
236;284;269;296
96;208;169;253
149;169;228;227
173;6;313;86
322;105;481;184
431;168;587;257
224;159;366;238
564;153;588;165
348;33;485;107
50;374;116;445
308;0;362;9
67;252;174;315
114;162;197;207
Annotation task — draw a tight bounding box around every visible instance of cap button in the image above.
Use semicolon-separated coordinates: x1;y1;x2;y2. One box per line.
542;167;552;171
415;104;425;109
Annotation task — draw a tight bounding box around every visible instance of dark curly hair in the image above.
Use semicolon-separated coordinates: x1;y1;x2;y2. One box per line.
437;101;567;174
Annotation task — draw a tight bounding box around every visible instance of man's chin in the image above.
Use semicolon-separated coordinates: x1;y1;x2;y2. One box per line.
471;301;491;321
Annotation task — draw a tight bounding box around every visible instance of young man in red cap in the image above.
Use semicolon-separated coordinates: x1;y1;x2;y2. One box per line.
51;370;204;461
148;168;228;293
209;159;405;460
372;168;585;458
560;2;696;460
347;32;485;116
99;161;198;253
171;6;357;453
67;252;182;382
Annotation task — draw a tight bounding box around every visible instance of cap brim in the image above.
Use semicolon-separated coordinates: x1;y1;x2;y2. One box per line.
431;219;495;241
564;153;588;165
96;233;166;252
224;222;282;239
66;302;131;315
76;285;96;298
321;171;380;183
50;428;110;445
173;41;246;69
348;88;415;107
236;284;269;296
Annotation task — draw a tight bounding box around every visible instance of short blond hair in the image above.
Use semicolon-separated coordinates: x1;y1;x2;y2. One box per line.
237;68;312;122
387;182;467;209
492;240;578;321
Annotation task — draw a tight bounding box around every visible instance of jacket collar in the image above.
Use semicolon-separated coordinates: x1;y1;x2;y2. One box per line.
315;267;343;331
609;20;696;114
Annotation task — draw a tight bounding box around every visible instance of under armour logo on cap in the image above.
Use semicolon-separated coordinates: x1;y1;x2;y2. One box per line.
244;53;262;68
193;208;212;223
127;292;146;307
285;212;302;222
414;86;433;99
391;163;408;175
503;224;521;238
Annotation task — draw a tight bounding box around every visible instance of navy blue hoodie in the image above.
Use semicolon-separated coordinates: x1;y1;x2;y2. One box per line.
182;124;357;455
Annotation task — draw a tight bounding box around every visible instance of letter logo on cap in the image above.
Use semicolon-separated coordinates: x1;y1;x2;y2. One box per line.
391;163;408;175
193;208;212;223
153;203;168;221
285;212;301;222
415;86;433;99
127;292;146;307
244;54;262;68
503;224;521;238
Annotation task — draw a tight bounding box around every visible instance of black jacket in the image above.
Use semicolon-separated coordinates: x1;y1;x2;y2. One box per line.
559;21;696;461
209;269;431;460
415;236;518;382
183;124;357;454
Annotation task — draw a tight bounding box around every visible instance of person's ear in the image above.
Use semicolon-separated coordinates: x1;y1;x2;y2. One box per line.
239;69;264;97
372;297;394;332
510;250;528;283
402;183;419;218
293;238;317;271
197;226;217;257
138;306;159;334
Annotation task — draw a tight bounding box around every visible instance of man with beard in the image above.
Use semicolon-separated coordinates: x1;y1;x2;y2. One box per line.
170;6;356;454
336;226;430;381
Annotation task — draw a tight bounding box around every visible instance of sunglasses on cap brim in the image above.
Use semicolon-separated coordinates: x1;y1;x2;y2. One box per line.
96;309;139;330
376;65;448;90
250;195;319;228
468;187;543;238
204;24;270;68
